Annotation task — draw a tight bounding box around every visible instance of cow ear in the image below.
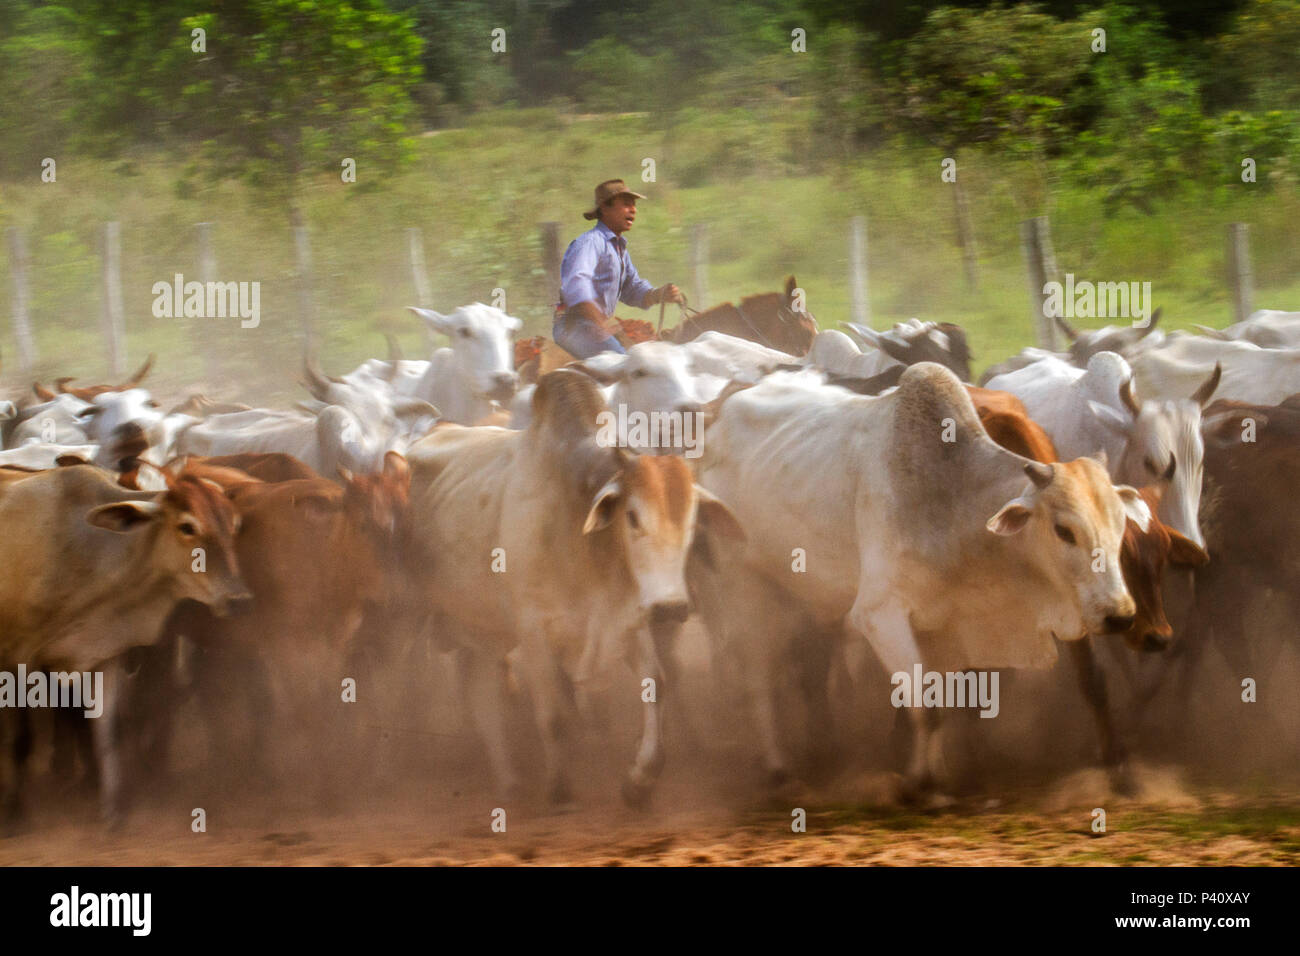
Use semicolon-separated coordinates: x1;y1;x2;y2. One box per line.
1167;529;1210;569
1115;485;1152;532
694;486;745;543
383;450;411;485
85;499;162;532
1088;400;1133;437
986;498;1033;536
582;478;621;534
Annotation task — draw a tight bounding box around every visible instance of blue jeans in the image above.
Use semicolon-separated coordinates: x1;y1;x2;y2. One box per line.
553;313;626;360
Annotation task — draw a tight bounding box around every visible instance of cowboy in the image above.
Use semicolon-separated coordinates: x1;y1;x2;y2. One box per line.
554;179;684;359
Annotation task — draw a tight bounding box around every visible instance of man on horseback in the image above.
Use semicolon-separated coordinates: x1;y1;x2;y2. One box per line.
554;179;684;358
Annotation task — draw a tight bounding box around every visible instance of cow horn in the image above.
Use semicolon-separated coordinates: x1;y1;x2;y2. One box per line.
385;332;404;371
1139;307;1162;335
1119;376;1141;417
1191;362;1222;407
1025;461;1054;489
54;376;77;394
124;353;154;387
1054;314;1079;341
32;382;55;401
302;354;334;400
1192;324;1229;340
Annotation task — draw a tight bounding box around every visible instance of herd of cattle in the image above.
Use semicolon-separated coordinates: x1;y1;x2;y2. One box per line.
1;277;1298;826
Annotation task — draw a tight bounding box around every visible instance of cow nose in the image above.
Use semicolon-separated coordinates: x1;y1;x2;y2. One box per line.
494;372;518;391
1102;613;1135;634
1140;631;1170;652
649;601;690;627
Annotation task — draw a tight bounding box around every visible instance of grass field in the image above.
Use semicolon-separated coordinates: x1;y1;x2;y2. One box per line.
3;103;1300;401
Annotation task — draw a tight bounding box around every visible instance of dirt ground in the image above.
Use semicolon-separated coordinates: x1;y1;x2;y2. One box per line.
4;622;1297;867
3;760;1297;866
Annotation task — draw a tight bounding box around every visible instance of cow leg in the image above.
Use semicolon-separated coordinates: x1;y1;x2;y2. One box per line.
796;628;837;778
623;622;672;809
90;658;125;827
456;648;519;800
0;708;33;828
1066;638;1135;795
849;598;942;797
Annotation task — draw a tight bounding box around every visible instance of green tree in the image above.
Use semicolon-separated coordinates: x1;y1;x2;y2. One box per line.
71;0;423;216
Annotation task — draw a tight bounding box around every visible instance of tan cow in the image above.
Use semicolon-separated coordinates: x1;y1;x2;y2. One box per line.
404;369;742;806
0;461;247;823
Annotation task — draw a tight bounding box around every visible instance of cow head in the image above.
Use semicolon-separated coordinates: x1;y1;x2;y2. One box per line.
1089;364;1220;548
1118;485;1210;652
1058;309;1162;365
338;450;411;541
582;450;743;628
80;387;165;472
409;303;521;402
572;342;713;455
987;458;1149;637
845;319;973;383
84;464;249;614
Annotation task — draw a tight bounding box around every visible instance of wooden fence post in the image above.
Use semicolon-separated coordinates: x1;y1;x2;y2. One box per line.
1227;223;1253;324
1020;215;1060;351
953;179;980;291
689;222;710;309
101;221;126;376
195;222;218;381
6;227;37;374
291;208;315;344
539;222;562;306
849;214;869;327
409;226;435;350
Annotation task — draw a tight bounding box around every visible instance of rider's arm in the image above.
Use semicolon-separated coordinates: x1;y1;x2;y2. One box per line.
620;254;656;311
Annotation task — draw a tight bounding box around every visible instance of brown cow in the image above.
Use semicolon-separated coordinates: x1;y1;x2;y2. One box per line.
141;451;411;789
662;276;818;356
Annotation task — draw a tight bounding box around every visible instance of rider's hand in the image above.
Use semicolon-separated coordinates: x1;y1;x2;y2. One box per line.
661;283;684;305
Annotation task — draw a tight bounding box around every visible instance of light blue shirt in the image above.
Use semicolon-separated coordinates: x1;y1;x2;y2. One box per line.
558;221;655;316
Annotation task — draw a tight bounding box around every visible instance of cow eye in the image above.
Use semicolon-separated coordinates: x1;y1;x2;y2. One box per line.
1144;456;1159;475
626;509;641;532
178;521;198;537
1054;524;1076;546
458;327;472;338
631;369;648;379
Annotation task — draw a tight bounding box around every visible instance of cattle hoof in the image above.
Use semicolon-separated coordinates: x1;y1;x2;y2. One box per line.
621;777;655;811
895;774;935;806
547;778;574;807
765;766;792;790
1108;764;1138;798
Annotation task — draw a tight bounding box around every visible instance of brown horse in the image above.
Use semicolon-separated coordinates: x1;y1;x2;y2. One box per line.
660;276;818;356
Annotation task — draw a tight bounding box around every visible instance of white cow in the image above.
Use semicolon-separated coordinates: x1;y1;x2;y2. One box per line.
178;360;437;475
1130;336;1300;405
5;393;93;448
690;364;1149;792
1195;310;1300;349
985;351;1218;547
